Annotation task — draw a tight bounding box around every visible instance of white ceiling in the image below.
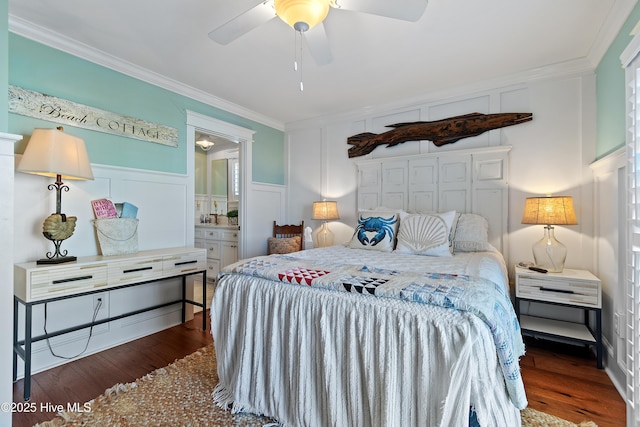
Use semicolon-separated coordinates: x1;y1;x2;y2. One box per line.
7;0;632;127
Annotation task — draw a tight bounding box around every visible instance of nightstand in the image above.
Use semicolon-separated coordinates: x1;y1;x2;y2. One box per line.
514;266;602;369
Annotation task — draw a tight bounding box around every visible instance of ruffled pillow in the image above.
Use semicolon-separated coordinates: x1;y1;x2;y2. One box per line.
450;213;491;253
349;211;399;252
394;211;456;257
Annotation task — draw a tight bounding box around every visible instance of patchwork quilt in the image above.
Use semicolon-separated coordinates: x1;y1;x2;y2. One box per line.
222;254;527;409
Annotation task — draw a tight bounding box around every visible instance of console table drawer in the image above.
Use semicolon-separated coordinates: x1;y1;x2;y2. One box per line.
162;251;207;276
29;264;108;301
108;257;164;286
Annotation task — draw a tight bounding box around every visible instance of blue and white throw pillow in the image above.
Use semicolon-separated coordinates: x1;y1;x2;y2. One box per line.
349;211;399;252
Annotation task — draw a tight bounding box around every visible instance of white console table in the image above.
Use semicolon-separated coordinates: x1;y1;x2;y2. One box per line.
13;247;207;401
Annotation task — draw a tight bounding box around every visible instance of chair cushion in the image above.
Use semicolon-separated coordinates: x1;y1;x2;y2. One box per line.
268;236;301;254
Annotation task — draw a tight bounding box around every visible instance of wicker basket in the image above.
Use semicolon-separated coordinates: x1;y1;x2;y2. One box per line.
93;218;139;256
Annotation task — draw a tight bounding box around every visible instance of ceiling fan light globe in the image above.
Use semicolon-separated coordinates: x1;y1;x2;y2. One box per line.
274;0;330;31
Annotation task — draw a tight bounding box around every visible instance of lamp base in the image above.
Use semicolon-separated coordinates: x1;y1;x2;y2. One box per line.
40;213;78;265
316;222;334;248
532;225;567;273
36;255;77;265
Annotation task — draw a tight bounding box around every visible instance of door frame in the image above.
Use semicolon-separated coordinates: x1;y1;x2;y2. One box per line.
186;110;254;260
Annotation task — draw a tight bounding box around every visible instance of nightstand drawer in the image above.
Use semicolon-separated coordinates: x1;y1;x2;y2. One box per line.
517;276;599;307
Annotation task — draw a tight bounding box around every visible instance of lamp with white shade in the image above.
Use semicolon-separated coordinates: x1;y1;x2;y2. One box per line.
312;200;339;247
17;127;94;264
521;195;577;273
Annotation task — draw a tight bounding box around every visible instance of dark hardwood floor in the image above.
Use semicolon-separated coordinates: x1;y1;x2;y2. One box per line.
13;312;213;427
521;336;626;427
13;312;625;427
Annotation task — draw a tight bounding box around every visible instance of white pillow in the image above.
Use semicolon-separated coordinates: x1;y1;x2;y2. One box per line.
349;211;400;252
450;213;491;252
394;211;456;257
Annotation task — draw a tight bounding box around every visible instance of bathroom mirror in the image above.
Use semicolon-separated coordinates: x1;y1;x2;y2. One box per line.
194;131;239;220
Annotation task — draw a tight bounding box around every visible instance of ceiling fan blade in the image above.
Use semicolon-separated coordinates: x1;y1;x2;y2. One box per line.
208;1;277;45
336;0;427;22
305;23;333;66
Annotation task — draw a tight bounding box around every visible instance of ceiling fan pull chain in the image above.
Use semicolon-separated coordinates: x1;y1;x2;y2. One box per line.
299;31;304;91
293;28;298;72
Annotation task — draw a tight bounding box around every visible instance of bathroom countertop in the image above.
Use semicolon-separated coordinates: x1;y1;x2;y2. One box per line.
195;223;239;230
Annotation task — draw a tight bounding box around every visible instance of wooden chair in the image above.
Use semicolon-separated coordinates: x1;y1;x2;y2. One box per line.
270;220;305;253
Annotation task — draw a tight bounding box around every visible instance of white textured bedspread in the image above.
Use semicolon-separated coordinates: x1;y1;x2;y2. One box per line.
211;246;525;427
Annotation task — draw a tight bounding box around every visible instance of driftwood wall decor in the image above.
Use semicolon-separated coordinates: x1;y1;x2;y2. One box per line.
347;112;532;158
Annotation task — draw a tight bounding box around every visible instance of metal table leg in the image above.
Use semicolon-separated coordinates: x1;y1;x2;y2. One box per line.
24;303;32;401
596;308;603;369
12;297;18;382
201;270;207;331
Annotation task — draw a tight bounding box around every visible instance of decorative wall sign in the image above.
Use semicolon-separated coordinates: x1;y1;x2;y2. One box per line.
8;85;178;147
346;112;533;158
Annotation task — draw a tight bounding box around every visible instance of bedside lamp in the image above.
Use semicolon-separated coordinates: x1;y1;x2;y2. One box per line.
312;200;340;247
17;127;94;264
521;196;577;273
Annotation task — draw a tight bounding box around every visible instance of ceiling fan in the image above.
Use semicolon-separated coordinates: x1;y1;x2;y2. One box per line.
208;0;428;67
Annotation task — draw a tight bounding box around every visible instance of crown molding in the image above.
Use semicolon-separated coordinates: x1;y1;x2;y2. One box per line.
8;15;285;132
588;0;638;67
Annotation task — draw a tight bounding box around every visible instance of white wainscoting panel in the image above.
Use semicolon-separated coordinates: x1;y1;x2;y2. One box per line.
0;133;21;426
590;148;626;393
244;183;286;258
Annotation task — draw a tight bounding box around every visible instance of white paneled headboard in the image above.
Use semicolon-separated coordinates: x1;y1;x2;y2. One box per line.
355;146;510;254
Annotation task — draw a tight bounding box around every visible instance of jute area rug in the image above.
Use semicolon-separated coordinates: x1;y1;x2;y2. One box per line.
36;344;597;427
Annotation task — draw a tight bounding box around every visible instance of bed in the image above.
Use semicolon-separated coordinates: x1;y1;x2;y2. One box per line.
211;208;527;426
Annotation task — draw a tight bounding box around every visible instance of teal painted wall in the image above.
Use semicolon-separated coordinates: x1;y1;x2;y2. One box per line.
596;3;640;159
0;0;7;131
253;125;287;184
8;34;285;184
